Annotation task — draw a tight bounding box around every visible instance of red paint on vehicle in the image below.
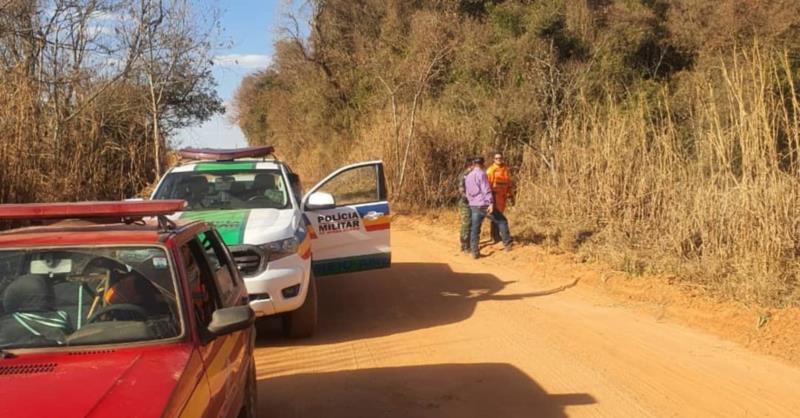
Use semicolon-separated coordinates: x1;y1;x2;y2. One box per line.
0;230;162;247
0;200;186;220
0;202;255;418
0;344;194;418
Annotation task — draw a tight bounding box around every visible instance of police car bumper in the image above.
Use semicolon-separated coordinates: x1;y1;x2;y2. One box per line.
243;254;311;317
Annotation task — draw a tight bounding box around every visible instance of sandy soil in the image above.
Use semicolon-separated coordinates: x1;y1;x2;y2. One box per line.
253;217;800;417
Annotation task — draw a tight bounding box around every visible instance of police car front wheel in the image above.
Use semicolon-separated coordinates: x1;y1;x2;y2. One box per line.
281;273;318;338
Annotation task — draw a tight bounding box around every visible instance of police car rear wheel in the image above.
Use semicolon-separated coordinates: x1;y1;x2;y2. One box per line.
282;272;318;338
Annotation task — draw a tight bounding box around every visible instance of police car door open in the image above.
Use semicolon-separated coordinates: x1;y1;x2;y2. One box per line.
303;161;391;276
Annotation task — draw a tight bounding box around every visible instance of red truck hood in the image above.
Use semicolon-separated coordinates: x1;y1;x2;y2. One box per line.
0;343;194;418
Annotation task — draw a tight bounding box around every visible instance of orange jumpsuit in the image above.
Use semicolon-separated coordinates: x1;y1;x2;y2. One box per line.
486;163;513;212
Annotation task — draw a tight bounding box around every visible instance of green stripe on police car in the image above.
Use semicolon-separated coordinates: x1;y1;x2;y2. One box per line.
180;209;250;245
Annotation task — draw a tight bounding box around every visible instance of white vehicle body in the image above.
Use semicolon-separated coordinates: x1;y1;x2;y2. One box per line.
150;157;391;335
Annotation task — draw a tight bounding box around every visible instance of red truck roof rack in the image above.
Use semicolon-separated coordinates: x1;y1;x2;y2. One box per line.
0;200;187;230
178;146;275;161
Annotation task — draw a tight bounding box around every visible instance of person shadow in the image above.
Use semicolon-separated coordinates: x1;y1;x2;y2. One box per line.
257;262;579;346
256;362;595;418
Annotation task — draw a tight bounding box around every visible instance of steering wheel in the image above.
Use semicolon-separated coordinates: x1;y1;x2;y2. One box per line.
88;304;149;323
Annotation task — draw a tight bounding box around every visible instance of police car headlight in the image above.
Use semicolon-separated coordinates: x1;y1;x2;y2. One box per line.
259;237;299;262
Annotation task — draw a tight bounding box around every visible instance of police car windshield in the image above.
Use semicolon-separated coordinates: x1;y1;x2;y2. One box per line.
153;169;290;210
0;246;181;350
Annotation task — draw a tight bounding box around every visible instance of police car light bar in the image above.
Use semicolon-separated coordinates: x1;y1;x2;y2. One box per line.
178;146;275;161
0;200;187;221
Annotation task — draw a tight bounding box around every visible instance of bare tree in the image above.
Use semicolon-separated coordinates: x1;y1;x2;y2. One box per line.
392;45;451;199
373;10;455;199
0;0;223;203
127;0;222;179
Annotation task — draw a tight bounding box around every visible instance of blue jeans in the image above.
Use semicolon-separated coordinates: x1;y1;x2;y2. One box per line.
490;207;510;242
470;206;511;255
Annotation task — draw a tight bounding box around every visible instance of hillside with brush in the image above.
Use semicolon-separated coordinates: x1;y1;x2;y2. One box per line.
234;0;800;307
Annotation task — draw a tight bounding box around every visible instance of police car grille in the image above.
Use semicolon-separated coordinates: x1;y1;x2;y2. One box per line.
231;246;263;276
0;363;57;375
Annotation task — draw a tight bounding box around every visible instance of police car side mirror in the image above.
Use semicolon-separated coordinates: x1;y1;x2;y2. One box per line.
306;192;336;211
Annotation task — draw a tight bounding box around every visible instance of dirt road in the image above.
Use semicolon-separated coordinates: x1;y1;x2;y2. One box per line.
253;222;800;417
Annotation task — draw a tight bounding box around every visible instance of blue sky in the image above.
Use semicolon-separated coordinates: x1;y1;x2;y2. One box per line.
174;1;284;149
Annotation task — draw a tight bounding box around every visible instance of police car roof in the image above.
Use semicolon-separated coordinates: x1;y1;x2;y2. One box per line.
178;146;274;161
170;159;283;173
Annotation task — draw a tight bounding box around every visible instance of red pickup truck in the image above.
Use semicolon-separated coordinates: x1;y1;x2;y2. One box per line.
0;201;257;418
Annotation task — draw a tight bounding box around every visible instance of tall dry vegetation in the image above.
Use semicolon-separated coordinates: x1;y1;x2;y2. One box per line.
234;0;800;306
0;0;222;204
521;49;800;306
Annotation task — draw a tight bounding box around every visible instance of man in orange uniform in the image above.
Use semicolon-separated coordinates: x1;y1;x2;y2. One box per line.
486;152;514;243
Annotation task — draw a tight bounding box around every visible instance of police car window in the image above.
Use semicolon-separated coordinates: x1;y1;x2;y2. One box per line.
152;169;289;211
318;166;378;206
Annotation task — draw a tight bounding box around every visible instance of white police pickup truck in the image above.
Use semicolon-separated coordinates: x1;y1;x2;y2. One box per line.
151;146;391;337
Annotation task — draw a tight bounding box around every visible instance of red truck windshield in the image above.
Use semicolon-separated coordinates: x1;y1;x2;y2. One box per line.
0;246;181;350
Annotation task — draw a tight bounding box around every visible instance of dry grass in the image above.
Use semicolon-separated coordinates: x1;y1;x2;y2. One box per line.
234;0;800;308
256;42;800;308
0;71;159;206
511;47;800;307
341;46;800;308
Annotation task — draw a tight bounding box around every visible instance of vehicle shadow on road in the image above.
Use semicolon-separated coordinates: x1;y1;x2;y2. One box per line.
257;262;575;346
255;362;595;418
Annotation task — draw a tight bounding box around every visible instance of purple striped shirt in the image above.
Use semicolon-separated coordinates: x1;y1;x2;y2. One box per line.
465;167;493;206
